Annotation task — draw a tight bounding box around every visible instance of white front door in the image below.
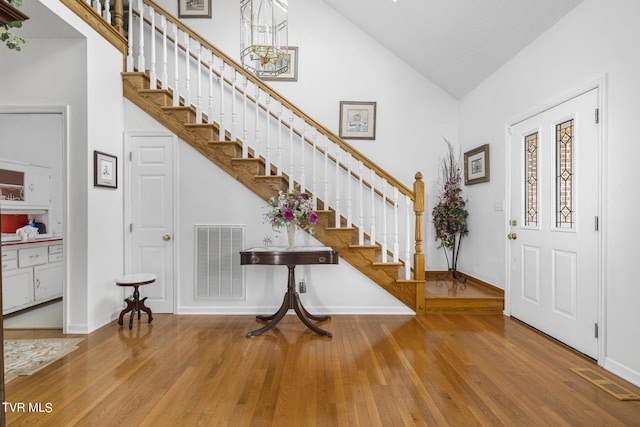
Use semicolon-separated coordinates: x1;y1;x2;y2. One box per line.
508;89;599;358
128;133;175;313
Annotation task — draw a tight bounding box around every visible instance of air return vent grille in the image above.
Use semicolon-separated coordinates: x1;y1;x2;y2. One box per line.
195;225;245;299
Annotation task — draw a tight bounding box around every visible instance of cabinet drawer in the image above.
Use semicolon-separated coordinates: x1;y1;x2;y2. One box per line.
2;259;17;270
49;244;63;254
2;249;17;261
48;253;63;263
18;246;48;267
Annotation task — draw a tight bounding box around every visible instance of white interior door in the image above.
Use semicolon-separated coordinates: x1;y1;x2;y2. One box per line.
508;89;599;358
129;133;175;313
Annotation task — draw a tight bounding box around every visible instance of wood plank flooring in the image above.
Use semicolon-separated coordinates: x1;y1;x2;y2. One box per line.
4;314;640;426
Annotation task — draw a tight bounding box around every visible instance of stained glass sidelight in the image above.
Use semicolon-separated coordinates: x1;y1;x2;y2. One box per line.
556;119;574;228
524;132;538;226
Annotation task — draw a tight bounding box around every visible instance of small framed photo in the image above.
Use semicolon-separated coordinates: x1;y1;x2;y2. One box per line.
94;151;118;189
178;0;212;19
260;46;299;82
339;101;376;140
464;144;490;185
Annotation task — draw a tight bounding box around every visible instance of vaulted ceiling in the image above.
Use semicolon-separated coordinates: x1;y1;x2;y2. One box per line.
321;0;583;99
16;0;584;100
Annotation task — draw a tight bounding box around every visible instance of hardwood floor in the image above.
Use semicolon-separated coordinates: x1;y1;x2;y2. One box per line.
4;314;640;426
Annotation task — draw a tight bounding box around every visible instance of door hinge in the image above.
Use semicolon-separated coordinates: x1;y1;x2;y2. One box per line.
129;151;133;161
594;323;599;338
595;216;599;231
595;108;600;124
130;223;133;233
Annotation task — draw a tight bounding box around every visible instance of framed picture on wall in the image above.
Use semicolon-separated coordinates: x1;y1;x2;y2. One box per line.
178;0;212;19
260;47;299;82
94;151;118;189
339;101;377;140
464;144;490;185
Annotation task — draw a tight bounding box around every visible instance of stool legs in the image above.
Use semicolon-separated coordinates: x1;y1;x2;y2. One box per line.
118;285;153;329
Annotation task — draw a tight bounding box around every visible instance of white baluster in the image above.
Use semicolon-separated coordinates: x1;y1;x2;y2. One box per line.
299;126;306;192
93;1;100;14
126;0;133;71
334;147;341;228
137;0;145;72
393;187;399;263
381;178;388;262
254;86;260;157
172;24;179;106
194;43;202;123
346;153;352;228
276;106;283;176
265;94;271;176
149;7;156;89
405;194;411;279
358;161;364;245
230;70;237;141
242;76;248;158
324;141;329;211
184;33;191;107
312;133;318;210
208;60;215;125
160;16;168;89
289;112;295;191
101;0;111;22
219;61;226;139
369;170;376;246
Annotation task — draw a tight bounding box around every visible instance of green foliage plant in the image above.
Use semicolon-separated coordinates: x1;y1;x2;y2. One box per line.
1;0;28;51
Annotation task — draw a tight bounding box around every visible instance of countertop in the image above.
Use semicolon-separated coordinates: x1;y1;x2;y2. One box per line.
1;235;63;247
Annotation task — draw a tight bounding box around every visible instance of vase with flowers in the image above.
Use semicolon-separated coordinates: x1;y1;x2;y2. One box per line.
264;188;318;249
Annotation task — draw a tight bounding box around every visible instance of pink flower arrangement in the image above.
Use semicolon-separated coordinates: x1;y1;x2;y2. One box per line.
265;188;318;233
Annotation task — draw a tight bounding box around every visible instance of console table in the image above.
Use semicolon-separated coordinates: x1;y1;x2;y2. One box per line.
240;247;339;338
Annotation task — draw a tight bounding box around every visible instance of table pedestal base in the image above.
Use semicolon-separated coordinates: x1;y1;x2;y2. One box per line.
246;265;332;338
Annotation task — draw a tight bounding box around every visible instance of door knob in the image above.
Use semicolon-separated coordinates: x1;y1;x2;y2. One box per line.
507;233;518;240
162;234;171;241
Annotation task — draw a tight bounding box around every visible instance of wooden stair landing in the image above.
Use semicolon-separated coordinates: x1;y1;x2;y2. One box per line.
424;273;504;314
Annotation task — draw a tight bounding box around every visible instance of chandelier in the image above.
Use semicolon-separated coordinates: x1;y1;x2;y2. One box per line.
240;0;289;77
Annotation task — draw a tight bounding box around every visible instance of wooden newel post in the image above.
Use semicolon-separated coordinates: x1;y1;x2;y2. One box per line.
113;0;125;36
413;172;425;280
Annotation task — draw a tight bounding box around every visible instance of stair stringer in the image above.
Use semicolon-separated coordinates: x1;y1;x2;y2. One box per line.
122;71;423;313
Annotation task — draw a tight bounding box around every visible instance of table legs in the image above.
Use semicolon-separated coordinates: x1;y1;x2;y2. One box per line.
118;285;154;330
247;265;332;338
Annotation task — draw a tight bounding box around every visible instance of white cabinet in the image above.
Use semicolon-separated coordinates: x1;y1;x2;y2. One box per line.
2;268;34;312
34;262;63;301
1;240;63;314
0;160;51;208
28;165;52;208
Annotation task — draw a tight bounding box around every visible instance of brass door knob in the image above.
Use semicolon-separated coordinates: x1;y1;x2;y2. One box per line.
162;234;171;241
507;233;518;240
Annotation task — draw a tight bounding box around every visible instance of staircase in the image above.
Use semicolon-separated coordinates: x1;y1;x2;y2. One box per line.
121;70;426;313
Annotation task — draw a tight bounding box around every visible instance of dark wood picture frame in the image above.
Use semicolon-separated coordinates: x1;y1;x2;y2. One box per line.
94;151;118;189
339;101;377;140
178;0;212;19
464;144;490;185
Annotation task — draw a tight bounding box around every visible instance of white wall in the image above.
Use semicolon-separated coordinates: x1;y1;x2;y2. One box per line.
154;0;460;270
459;0;640;385
1;0;126;333
124;100;412;314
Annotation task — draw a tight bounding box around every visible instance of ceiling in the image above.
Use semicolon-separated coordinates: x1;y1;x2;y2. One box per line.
321;0;583;99
15;0;584;100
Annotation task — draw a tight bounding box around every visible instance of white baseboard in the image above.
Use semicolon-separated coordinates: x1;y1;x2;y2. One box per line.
604;357;640;388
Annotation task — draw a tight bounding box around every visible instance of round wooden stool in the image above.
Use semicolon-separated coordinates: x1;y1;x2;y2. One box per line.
115;273;156;330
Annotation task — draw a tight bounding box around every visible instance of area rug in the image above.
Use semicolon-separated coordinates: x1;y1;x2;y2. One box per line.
571;368;640;401
4;338;84;383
